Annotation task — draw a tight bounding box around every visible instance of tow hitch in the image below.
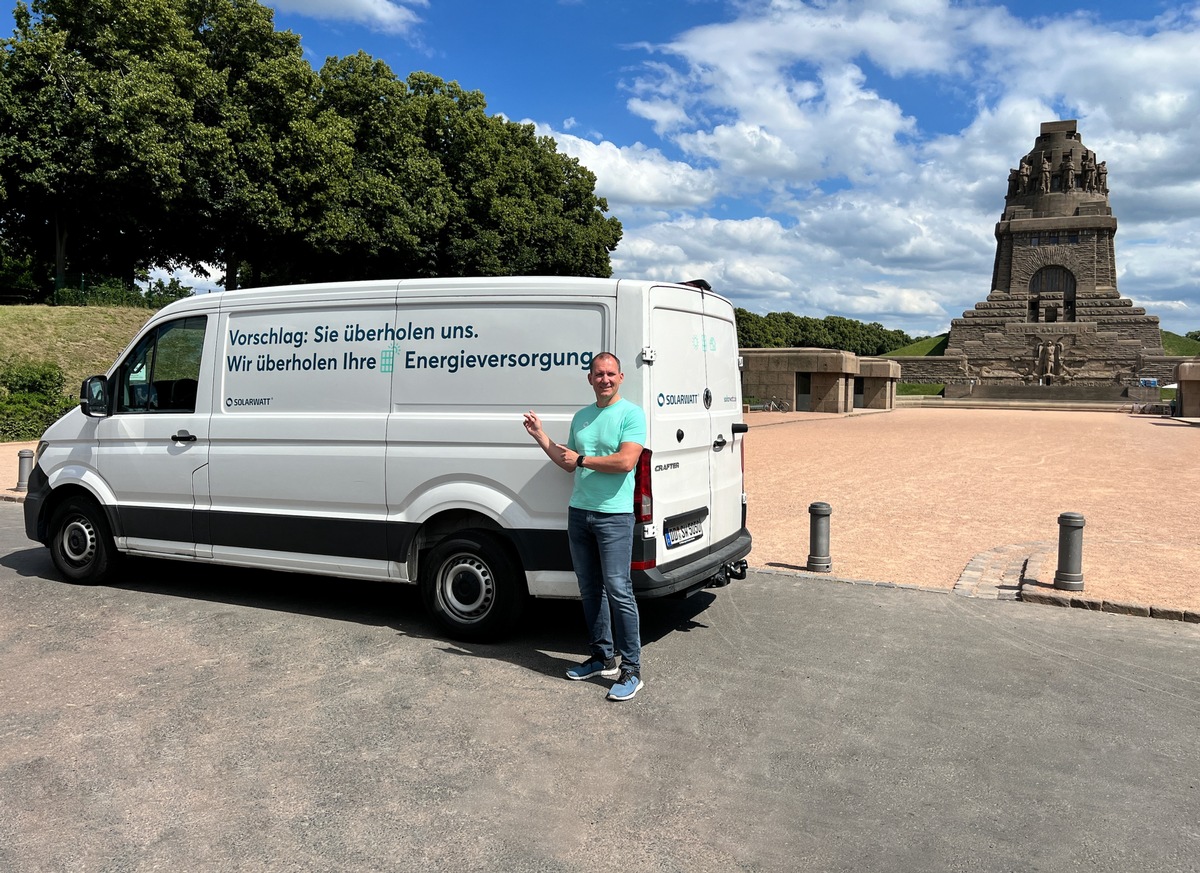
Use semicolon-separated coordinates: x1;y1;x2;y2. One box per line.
707;559;748;588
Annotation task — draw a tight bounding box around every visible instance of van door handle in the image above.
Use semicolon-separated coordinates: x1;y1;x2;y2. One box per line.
171;431;197;443
713;435;727;450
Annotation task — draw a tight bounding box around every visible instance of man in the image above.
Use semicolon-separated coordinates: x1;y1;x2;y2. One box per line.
523;352;646;701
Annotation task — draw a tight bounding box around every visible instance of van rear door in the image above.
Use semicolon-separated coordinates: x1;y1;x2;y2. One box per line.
699;293;746;549
644;284;724;579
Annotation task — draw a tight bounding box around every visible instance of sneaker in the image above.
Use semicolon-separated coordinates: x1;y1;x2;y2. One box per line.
565;656;619;681
606;670;643;701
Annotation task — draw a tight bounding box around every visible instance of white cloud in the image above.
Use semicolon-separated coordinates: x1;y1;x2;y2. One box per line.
566;0;1200;335
266;0;424;34
533;124;721;209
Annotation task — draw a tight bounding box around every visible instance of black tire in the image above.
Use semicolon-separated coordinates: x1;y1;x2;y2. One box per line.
48;495;117;584
420;531;526;641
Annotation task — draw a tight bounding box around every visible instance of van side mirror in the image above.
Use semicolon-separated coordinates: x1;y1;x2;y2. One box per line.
80;375;111;417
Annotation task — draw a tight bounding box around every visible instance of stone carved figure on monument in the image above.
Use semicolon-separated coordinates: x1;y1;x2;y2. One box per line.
1059;152;1076;192
1007;167;1020;198
1036;341;1050;379
1053;341;1065;380
1097;160;1108;194
1039;155;1052;193
1018;157;1032;194
1081;151;1097;193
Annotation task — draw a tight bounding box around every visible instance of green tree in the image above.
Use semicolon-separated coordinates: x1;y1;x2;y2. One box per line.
1187;330;1200;342
0;0;621;293
302;52;451;281
0;0;211;292
402;71;621;278
176;0;349;290
736;308;912;355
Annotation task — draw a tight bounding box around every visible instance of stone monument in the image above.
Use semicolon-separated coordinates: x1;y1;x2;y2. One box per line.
942;120;1165;393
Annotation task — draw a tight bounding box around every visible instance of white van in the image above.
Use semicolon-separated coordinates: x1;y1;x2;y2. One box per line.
24;277;751;638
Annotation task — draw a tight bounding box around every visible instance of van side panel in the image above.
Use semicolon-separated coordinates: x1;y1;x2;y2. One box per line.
206;291;397;576
384;296;611;588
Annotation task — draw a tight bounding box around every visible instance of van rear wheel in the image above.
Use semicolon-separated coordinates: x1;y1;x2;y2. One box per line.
421;531;525;641
49;495;117;584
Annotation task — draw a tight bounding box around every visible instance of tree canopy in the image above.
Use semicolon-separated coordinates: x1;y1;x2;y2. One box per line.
0;0;622;296
735;308;914;356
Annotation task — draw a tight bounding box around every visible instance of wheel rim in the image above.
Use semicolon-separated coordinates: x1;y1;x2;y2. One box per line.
60;514;98;567
435;551;495;623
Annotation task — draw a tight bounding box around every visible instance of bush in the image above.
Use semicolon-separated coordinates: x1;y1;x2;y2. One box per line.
0;359;67;395
51;276;194;308
0;359;76;441
0;392;76;440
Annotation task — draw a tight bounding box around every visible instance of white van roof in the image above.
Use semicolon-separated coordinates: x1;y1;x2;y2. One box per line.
154;276;729;318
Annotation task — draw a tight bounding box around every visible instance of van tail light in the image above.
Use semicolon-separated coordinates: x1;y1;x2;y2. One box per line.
633;448;653;523
631;448;656;571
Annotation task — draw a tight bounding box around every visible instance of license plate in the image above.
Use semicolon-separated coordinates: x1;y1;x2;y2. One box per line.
665;521;704;548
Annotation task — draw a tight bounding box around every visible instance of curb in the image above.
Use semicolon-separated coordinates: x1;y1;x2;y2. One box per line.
1014;544;1200;625
1018;585;1200;624
753;560;1200;628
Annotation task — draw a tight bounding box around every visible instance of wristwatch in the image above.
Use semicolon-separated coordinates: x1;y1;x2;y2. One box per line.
576;455;586;469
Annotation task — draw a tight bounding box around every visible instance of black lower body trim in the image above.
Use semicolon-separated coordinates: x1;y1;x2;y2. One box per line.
632;528;753;597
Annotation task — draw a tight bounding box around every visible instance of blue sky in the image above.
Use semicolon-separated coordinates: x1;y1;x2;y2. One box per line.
12;0;1200;337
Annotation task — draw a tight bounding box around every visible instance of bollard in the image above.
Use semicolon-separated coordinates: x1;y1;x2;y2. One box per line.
1053;512;1085;591
806;502;832;573
16;449;34;493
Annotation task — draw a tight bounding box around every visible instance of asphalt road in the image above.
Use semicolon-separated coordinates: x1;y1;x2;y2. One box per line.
2;501;1198;873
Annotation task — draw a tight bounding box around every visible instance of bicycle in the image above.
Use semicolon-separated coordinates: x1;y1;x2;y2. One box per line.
766;395;791;412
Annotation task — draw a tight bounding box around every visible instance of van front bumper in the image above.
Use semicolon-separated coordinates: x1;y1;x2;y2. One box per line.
22;464;50;544
632;527;752;598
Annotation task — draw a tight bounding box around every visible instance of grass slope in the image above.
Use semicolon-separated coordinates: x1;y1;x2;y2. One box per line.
1162;331;1200;356
0;305;151;393
886;334;948;356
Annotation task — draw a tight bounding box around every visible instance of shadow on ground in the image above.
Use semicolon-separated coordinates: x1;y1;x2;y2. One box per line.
2;547;717;680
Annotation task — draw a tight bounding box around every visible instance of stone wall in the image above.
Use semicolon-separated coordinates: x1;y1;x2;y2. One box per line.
885;355;969;384
1178;360;1200;417
741;348;899;412
887;353;1186;389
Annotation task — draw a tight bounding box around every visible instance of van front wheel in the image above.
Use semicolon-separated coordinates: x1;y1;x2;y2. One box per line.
421;532;525;641
49;496;117;584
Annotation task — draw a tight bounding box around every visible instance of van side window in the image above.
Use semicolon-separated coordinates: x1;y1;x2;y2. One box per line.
114;316;207;414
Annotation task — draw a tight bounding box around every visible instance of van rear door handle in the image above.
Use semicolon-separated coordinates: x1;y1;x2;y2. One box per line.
172;431;197;443
713;435;727;450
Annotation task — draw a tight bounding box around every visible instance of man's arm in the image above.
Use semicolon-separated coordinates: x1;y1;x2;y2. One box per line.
523;410;577;472
575;441;642;473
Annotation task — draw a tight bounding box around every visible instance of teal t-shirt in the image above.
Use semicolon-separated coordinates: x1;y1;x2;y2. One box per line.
567;398;647;513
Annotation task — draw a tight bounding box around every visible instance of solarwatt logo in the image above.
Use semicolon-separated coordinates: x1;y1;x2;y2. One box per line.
657;392;700;407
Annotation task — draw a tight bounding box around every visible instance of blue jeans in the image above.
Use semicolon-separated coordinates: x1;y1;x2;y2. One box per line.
567;507;641;675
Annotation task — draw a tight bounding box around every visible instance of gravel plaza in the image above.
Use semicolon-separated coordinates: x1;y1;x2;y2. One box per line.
741;406;1200;615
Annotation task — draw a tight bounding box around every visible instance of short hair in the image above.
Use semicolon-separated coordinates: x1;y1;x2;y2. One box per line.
589;351;621;373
